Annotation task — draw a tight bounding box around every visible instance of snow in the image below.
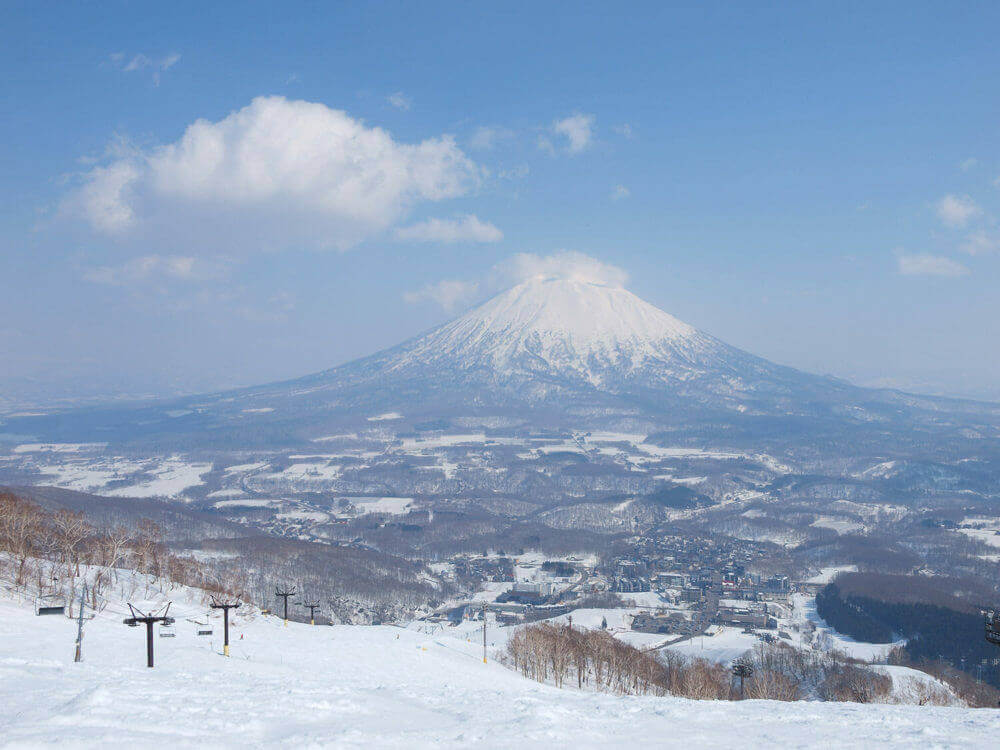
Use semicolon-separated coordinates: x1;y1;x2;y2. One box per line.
276;510;329;522
13;443;106;453
790;594;905;661
401;433;487;450
28;455;211;499
874;665;963;707
957;518;1000;549
213;498;278;508
855;460;901;479
653;473;708;485
392;277;718;386
470;582;514;602
104;457;213;499
223;461;269;474
367;412;403;421
549;608;635;632
810;516;863;534
349;497;414;516
664;626;761;664
804;565;858;585
0;589;995;747
268;462;342;481
206;489;246;498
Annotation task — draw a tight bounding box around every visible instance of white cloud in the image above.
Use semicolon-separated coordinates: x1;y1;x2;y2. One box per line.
76;161;141;233
961;230;1000;255
64;96;481;253
403;279;480;312
613;123;633;138
935;194;981;227
408;251;629;312
495;251;628;288
551;113;595;154
387;92;411;110
896;252;969;278
497;164;530;181
959;157;978;172
611;184;630;201
469;126;514;150
395;214;502;243
83;255;224;285
112;52;181;85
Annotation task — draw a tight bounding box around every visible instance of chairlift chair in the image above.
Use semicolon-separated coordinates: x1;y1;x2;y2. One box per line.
35;593;66;616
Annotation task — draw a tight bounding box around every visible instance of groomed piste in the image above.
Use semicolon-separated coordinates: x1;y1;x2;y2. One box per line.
1;582;997;748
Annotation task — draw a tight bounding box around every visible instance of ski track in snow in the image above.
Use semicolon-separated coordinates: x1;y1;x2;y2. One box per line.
1;594;997;748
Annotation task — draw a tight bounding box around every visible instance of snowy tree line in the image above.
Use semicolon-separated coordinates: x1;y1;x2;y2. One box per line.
0;491;245;614
504;622;971;705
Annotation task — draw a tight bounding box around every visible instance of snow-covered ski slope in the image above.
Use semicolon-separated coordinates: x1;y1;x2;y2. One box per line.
2;593;998;748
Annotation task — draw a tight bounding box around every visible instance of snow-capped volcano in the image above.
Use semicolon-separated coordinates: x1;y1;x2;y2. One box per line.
391;276;705;386
11;270;996;449
361;273;805;407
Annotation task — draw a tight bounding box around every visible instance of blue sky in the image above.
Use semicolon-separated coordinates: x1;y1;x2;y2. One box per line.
3;1;1000;404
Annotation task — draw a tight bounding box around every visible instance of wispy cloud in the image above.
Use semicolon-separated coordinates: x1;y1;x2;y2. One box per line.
613;123;633;138
83;255;226;286
896;251;969;278
959;157;978;172
403;279;480;312
550;113;595;154
497;164;530;181
110;52;181;86
961;230;1000;255
395;214;502;243
495;251;628;288
611;184;630;201
387;92;411;110
935;194;981;228
469;126;514;150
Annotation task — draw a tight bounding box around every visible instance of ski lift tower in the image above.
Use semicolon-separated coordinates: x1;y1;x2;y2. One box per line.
298;600;320;626
275;587;296;626
209;597;241;657
123;603;175;668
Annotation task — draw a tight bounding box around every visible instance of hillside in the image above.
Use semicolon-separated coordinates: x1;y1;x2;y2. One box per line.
5;276;999;452
1;586;997;748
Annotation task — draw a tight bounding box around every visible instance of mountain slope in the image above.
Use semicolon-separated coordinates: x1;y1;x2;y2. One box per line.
2;590;994;747
4;275;999;449
301;276;849;410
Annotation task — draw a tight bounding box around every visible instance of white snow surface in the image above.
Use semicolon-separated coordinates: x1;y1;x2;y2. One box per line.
1;590;995;748
804;565;859;585
390;277;722;385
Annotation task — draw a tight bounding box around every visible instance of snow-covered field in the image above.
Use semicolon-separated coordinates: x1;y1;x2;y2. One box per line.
1;589;996;748
958;518;1000;549
789;593;904;661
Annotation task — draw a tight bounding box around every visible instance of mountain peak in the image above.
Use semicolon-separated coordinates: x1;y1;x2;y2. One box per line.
389;277;712;387
459;276;696;348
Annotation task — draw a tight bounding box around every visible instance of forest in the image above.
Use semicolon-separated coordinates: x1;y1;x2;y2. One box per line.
816;572;1000;691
